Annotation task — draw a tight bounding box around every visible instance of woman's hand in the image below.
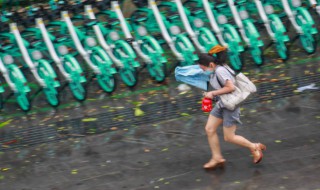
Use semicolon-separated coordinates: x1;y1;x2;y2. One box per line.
204;91;217;99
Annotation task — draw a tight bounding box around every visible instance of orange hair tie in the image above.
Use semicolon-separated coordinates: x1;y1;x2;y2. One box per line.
208;45;227;55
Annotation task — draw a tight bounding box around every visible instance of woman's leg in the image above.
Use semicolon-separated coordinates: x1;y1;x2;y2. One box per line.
203;114;225;168
223;125;255;149
223;125;266;163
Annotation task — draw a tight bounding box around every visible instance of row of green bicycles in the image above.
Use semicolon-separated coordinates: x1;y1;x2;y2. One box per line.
0;0;319;111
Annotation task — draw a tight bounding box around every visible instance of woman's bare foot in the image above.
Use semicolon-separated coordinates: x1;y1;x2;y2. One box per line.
203;158;226;169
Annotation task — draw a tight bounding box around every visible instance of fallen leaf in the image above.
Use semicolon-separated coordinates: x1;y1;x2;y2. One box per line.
161;148;168;152
0;120;12;129
144;148;150;153
82;118;97;122
134;108;145;117
1;168;10;172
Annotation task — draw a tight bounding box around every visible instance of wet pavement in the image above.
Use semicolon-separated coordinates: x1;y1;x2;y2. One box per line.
0;88;320;190
1;4;320;190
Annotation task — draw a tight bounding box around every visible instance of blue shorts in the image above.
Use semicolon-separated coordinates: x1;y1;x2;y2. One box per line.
210;104;242;127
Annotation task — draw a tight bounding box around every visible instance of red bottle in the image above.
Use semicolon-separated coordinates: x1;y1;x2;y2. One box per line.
202;97;213;112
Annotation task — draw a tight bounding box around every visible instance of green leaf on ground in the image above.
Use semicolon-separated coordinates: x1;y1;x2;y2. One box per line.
0;120;12;129
82;118;97;122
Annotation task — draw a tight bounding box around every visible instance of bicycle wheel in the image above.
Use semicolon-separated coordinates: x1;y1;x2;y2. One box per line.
8;65;31;111
140;40;167;82
90;51;117;93
119;67;138;87
300;34;317;54
38;65;60;107
251;46;264;66
69;81;86;101
275;40;289;60
43;87;60;107
15;92;31;111
228;51;243;72
97;73;117;93
147;61;166;82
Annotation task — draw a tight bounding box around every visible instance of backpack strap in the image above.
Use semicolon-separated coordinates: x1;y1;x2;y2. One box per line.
223;65;236;76
216;75;224;88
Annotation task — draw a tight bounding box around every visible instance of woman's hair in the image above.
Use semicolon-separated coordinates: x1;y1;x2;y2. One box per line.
197;45;227;67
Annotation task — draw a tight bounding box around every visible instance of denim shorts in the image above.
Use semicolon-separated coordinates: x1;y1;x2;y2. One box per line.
210;104;242;127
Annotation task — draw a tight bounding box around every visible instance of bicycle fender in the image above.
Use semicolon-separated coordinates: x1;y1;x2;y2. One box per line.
37;59;60;87
243;20;264;46
197;27;219;48
268;14;290;42
114;40;137;58
141;36;164;53
8;64;30;92
223;24;242;43
176;34;196;51
91;47;114;67
295;7;318;34
64;54;86;83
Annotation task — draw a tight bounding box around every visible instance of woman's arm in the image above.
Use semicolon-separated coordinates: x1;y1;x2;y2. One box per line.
205;80;235;99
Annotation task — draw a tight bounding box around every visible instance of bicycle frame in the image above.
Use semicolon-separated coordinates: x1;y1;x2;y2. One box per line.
110;1;167;82
11;22;63;105
173;0;220;53
196;0;244;71
0;34;31;111
62;11;119;92
227;0;264;65
85;5;140;87
148;0;198;66
254;0;290;60
36;18;87;101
